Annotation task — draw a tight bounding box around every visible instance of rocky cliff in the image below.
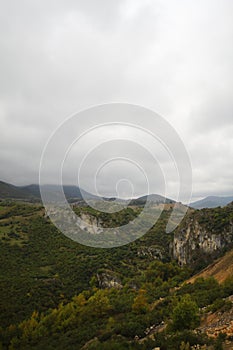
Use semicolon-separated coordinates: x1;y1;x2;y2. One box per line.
172;204;233;267
96;270;123;289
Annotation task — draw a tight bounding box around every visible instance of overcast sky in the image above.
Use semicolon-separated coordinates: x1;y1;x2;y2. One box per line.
0;0;232;201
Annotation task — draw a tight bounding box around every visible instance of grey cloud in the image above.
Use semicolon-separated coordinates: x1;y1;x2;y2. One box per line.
0;0;232;200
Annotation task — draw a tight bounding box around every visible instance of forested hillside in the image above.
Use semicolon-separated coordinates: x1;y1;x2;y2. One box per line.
0;201;233;349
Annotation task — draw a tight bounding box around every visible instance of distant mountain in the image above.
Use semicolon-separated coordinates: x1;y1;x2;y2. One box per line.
5;180;232;209
190;195;233;209
20;184;41;198
28;184;98;201
0;181;99;201
0;181;33;200
0;181;177;204
131;193;175;206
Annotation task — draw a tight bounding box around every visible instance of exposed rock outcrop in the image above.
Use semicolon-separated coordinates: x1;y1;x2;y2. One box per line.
78;212;103;234
137;246;163;260
172;207;233;266
97;270;123;289
198;295;233;340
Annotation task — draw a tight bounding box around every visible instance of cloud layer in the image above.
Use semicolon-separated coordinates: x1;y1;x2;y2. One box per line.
0;0;232;200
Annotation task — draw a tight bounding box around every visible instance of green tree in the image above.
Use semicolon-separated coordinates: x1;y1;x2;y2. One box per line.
132;289;149;314
87;290;111;316
171;295;199;331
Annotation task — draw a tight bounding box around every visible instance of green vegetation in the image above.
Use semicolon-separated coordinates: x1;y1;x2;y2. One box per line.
182;204;233;236
0;201;232;349
170;295;199;331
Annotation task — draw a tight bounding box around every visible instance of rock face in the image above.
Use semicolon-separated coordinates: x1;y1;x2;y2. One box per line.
172;212;233;266
97;270;123;289
45;207;104;234
137;246;163;260
78;213;103;234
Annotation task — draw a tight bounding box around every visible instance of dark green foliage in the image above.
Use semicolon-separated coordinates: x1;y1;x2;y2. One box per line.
194;205;233;234
214;333;227;350
155;330;210;350
222;277;233;296
171;295;200;331
178;277;225;308
0;201;232;349
208;298;232;313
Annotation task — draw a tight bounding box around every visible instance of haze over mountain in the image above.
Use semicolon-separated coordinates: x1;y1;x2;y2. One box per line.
0;181;34;200
0;180;175;205
0;181;99;201
131;193;175;205
190;196;233;209
0;180;172;203
2;180;233;210
0;1;233;202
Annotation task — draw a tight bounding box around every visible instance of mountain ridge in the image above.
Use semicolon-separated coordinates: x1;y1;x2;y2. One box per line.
190;195;233;209
0;180;175;204
1;180;233;210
